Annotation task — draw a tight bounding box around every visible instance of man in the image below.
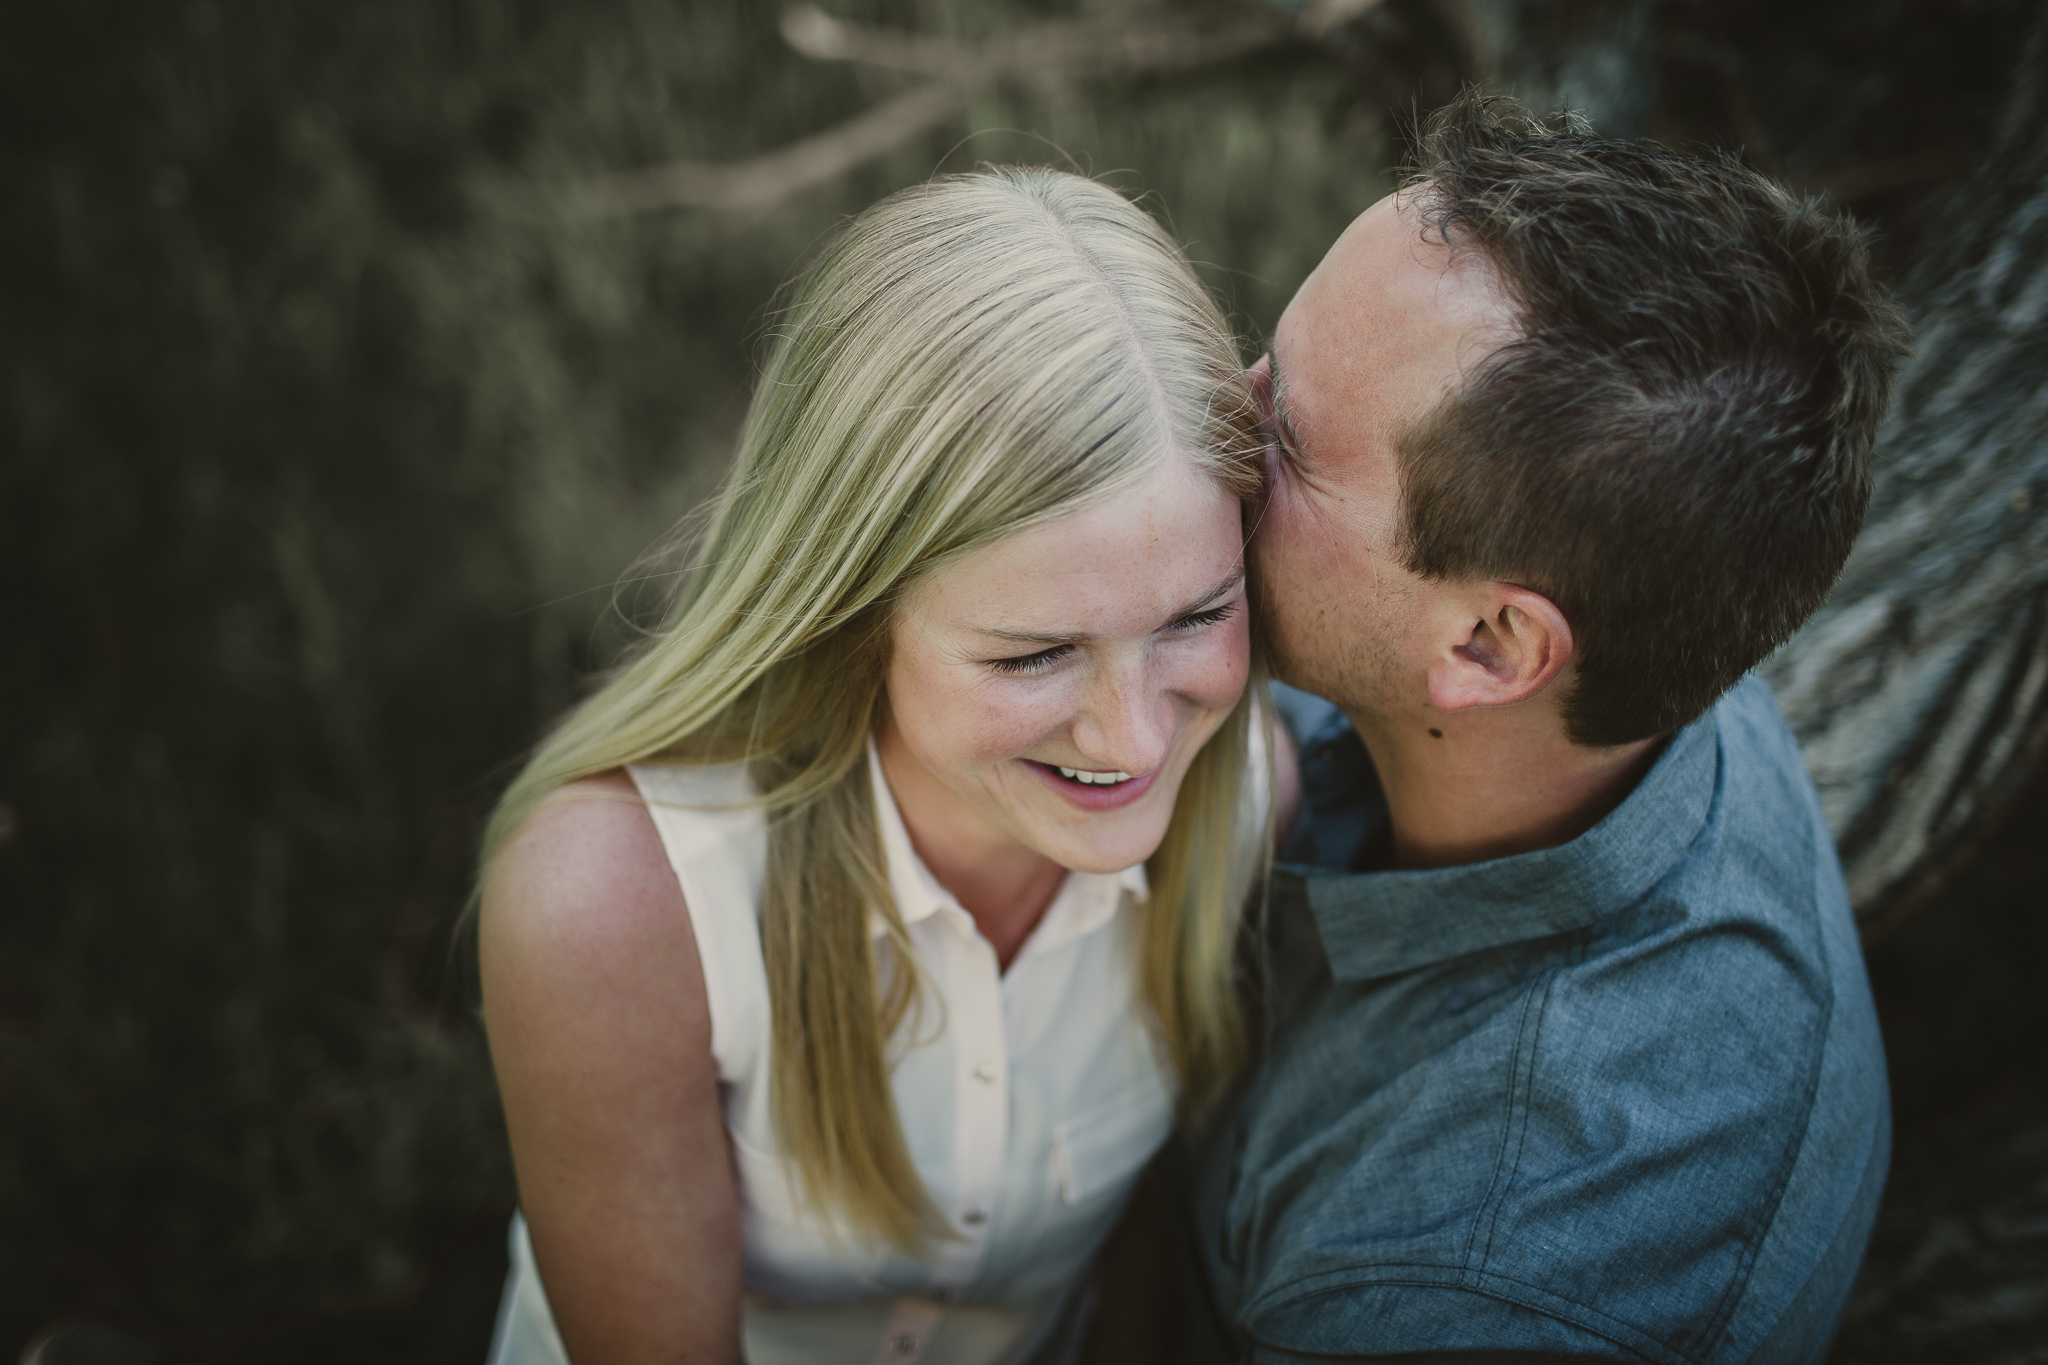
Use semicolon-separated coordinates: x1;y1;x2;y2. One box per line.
1181;92;1908;1361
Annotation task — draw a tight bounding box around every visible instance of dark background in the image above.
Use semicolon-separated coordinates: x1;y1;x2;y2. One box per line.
2;1;2042;1360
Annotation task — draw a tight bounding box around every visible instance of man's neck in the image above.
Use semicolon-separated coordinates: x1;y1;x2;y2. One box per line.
1348;703;1664;871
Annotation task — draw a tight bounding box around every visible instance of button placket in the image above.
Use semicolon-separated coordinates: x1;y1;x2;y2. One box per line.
928;912;1007;1292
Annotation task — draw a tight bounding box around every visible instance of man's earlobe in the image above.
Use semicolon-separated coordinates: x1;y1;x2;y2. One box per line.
1427;586;1574;712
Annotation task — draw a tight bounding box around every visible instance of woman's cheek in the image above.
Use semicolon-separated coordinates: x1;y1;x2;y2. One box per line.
1182;618;1252;714
966;677;1074;761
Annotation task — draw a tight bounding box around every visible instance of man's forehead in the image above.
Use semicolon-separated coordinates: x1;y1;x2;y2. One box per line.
1276;193;1515;443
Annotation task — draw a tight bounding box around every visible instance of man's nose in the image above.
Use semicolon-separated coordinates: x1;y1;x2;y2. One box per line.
1070;657;1174;775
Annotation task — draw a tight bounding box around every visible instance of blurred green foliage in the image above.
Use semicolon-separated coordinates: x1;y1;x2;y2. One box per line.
0;0;1393;1345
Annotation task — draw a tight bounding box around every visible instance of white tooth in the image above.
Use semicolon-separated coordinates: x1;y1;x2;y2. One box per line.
1057;766;1135;785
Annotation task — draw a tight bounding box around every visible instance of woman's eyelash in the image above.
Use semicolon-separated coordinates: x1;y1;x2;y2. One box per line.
985;644;1074;676
983;601;1236;675
1170;601;1239;632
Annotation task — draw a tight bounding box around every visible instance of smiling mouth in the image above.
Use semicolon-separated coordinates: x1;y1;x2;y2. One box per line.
1028;759;1158;810
1054;765;1135;787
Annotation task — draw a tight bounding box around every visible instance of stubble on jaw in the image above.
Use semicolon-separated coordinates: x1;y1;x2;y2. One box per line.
1250;362;1415;727
1254;531;1412;728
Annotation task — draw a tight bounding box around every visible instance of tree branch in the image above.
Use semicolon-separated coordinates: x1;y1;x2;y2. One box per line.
571;3;1292;217
568;82;969;216
1295;0;1392;40
783;3;1291;80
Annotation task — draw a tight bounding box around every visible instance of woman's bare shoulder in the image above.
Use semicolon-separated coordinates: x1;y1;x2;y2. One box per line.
480;770;691;986
481;771;737;1359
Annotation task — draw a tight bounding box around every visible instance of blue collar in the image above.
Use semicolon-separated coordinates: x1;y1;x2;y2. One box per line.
1282;709;1720;983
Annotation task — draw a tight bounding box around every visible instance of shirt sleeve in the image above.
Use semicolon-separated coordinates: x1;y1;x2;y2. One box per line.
1244;1283;1651;1363
1250;1346;1622;1365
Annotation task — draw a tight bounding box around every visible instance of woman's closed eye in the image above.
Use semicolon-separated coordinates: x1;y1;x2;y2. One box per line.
984;643;1075;676
984;601;1239;675
1168;600;1240;634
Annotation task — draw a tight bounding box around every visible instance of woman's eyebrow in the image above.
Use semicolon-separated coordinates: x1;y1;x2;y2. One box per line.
1175;564;1246;618
975;566;1245;647
979;625;1088;646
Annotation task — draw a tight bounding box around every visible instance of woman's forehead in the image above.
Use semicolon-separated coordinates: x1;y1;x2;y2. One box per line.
906;461;1245;635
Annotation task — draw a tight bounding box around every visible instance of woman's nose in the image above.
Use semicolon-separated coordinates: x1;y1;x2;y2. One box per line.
1070;659;1174;775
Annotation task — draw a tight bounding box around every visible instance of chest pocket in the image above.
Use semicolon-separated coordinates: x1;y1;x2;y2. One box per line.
1051;1080;1175;1205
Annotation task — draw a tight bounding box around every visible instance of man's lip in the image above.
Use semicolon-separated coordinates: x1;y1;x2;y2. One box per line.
1025;760;1160;812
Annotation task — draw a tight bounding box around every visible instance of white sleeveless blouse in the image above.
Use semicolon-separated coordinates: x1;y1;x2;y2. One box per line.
488;747;1178;1365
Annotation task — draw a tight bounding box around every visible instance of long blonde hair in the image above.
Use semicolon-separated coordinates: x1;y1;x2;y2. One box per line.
482;167;1266;1252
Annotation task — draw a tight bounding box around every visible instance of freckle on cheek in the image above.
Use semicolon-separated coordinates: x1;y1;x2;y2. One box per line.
975;705;1057;759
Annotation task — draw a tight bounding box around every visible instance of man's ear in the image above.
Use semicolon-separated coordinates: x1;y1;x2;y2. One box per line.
1426;584;1574;712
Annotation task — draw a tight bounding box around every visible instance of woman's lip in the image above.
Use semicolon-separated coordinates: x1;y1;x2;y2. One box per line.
1025;760;1160;811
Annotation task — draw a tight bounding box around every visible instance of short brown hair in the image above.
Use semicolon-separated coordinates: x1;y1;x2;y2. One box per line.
1398;90;1910;746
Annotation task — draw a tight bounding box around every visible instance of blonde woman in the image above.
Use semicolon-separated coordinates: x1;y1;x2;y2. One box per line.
479;167;1291;1365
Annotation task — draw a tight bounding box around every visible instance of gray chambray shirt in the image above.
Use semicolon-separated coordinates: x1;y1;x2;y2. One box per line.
1183;676;1890;1364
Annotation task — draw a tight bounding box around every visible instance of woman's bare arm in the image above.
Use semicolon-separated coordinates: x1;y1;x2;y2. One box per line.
480;771;743;1364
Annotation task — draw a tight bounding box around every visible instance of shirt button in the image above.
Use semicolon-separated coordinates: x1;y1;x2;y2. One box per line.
972;1064;996;1084
962;1208;988;1226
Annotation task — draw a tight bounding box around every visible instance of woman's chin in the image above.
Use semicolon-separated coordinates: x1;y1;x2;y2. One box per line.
1033;808;1175;876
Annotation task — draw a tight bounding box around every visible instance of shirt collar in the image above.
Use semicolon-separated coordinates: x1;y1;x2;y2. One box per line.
1288;704;1720;983
865;742;1147;949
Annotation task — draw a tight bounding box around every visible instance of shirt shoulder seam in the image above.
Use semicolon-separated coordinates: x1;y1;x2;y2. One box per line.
1462;966;1562;1271
1248;1264;1698;1365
